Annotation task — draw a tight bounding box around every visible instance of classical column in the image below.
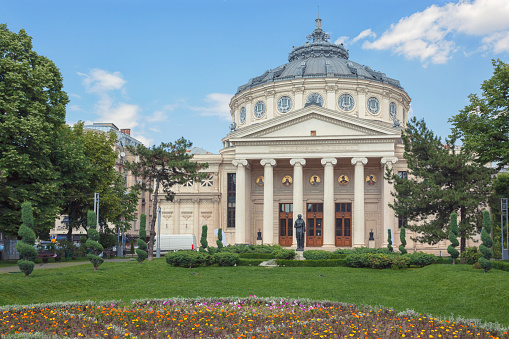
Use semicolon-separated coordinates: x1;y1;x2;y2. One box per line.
351;157;368;247
261;159;276;244
173;198;180;235
193;198;200;241
233;159;248;244
321;158;337;247
290;158;306;246
381;157;398;247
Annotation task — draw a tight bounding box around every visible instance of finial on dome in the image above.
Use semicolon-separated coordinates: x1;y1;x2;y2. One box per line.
316;6;321;29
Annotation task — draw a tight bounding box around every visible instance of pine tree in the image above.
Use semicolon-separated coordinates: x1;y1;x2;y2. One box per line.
447;212;460;264
86;210;104;270
130;240;135;257
216;228;224;249
478;210;493;273
136;214;148;263
399;227;407;254
199;225;208;252
16;202;38;277
387;229;393;252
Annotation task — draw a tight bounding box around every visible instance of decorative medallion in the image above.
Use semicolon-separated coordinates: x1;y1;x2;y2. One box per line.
338;174;349;185
367;97;380;114
240;107;246;123
255;176;264;186
366;174;377;185
254;101;266;118
310;174;321;186
305;93;324;107
282;175;293;186
277;96;293;113
389;102;397;119
338;94;355;112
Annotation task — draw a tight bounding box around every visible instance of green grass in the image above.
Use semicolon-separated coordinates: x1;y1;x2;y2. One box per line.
1;260;508;327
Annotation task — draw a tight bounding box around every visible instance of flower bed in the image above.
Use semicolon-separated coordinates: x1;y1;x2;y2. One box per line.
1;297;507;338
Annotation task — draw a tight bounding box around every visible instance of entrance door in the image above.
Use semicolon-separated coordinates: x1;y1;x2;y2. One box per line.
306;203;323;247
335;203;352;247
279;203;293;247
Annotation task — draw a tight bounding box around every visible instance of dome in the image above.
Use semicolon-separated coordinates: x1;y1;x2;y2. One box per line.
236;18;402;94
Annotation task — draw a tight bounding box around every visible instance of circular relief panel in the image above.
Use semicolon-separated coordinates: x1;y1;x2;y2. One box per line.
367;97;380;114
282;175;293;186
255;176;264;186
305;93;324;107
254;101;266;118
277;96;293;113
338;175;349;185
240;107;246;123
338;94;355;112
310;174;321;186
366;174;377;186
389;102;397;119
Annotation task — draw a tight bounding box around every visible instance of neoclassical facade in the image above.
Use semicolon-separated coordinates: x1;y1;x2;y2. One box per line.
157;19;457;253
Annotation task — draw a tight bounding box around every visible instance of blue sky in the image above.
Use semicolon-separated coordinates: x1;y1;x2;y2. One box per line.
2;0;509;152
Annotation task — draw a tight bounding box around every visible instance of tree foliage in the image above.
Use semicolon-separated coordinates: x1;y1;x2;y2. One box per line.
399;227;407;254
386;117;493;251
478;210;493;273
86;210;104;270
387;229;393;253
136;213;147;264
125;138;208;260
447;212;460;264
450;59;509;169
216;228;224;249
489;173;509;259
200;225;208;252
0;24;69;237
16;202;37;277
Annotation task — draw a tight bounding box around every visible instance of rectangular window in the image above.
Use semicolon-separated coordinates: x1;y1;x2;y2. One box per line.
398;171;407;179
227;173;236;228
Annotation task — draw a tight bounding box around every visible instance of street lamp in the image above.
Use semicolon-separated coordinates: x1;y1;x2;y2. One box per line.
156;206;161;258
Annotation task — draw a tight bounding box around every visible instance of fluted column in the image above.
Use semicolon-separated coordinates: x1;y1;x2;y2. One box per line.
381;157;398;247
351;157;368;247
290;158;306;246
233;159;248;244
321;158;337;247
173;198;180;234
261;159;276;244
193;198;200;241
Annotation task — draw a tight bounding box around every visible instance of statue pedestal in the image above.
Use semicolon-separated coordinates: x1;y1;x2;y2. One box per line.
295;251;305;260
256;239;262;245
368;240;375;248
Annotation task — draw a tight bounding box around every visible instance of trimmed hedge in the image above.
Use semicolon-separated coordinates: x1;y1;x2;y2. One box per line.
408;252;438;267
276;259;346;267
493;261;509;272
303;250;333;260
240;253;275;259
237;259;266;266
333;247;391;255
275;249;296;260
344;252;436;269
212;252;240;266
166;251;211;268
222;244;281;254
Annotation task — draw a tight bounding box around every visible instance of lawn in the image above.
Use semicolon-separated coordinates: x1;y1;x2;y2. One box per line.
0;260;508;327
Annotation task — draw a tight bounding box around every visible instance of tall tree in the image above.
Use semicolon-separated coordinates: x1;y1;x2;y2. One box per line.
450;59;509;169
125;138;208;260
386;117;493;252
0;24;69;237
489;173;509;258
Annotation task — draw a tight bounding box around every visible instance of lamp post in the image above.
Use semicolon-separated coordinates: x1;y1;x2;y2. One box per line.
156;206;161;258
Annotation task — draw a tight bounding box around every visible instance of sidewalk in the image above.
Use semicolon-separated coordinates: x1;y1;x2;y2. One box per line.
0;258;135;274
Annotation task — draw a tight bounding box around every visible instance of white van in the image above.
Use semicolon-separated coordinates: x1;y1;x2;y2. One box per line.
154;234;196;252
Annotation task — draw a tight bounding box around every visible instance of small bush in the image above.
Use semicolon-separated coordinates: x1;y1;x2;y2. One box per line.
239;253;275;259
166;251;211;268
492;261;509;271
207;246;221;255
274;249;296;260
333;247;390;255
222;244;281;254
391;256;410;269
303;250;333;260
462;247;482;265
276;259;346;267
212;252;240;266
435;256;453;265
408;252;437;267
237;259;265;266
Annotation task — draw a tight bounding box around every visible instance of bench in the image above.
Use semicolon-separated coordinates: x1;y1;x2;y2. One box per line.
37;252;57;263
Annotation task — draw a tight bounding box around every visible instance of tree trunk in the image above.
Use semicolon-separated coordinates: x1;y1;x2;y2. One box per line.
147;178;161;261
67;224;73;242
460;207;466;253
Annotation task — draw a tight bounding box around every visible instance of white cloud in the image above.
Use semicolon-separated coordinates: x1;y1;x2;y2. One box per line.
362;0;509;64
352;29;376;44
334;36;349;45
68;105;83;112
147;110;168;123
79;69;127;93
131;133;152;147
190;93;232;120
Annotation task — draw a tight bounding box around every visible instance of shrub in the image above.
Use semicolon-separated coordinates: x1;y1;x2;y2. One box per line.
222;244;280;254
240;253;275;259
207;246;221;255
275;248;296;260
462;247;482;265
387;229;393;252
447;212;460;264
478;210;493;273
276;259;346;267
99;230;117;250
137;214;148;264
16;202;37;278
399;227;407;254
391;255;410;269
199;225;208;252
408;252;437;267
130;241;135;256
216;228;224;249
165;251;211;268
333;247;390;255
492;261;509;272
237;259;265;266
212;252;240;266
86;210;104;270
369;254;392;269
303;250;333;260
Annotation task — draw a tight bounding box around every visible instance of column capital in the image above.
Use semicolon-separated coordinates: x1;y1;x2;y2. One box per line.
321;158;337;166
260;159;276;167
351;157;368;166
232;159;249;168
381;157;398;166
290;158;306;167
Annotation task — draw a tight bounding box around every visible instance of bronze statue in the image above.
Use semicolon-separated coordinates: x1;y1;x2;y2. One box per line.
294;214;305;250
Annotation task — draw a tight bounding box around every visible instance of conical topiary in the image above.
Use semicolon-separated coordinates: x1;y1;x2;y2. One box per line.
136;214;148;263
478;210;493;273
86;210;104;270
399;226;407;254
199;225;208;252
387;229;393;252
16;202;38;277
447;212;460;265
216;228;224;249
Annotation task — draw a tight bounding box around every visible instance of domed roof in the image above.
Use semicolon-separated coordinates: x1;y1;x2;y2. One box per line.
236;18;402;94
